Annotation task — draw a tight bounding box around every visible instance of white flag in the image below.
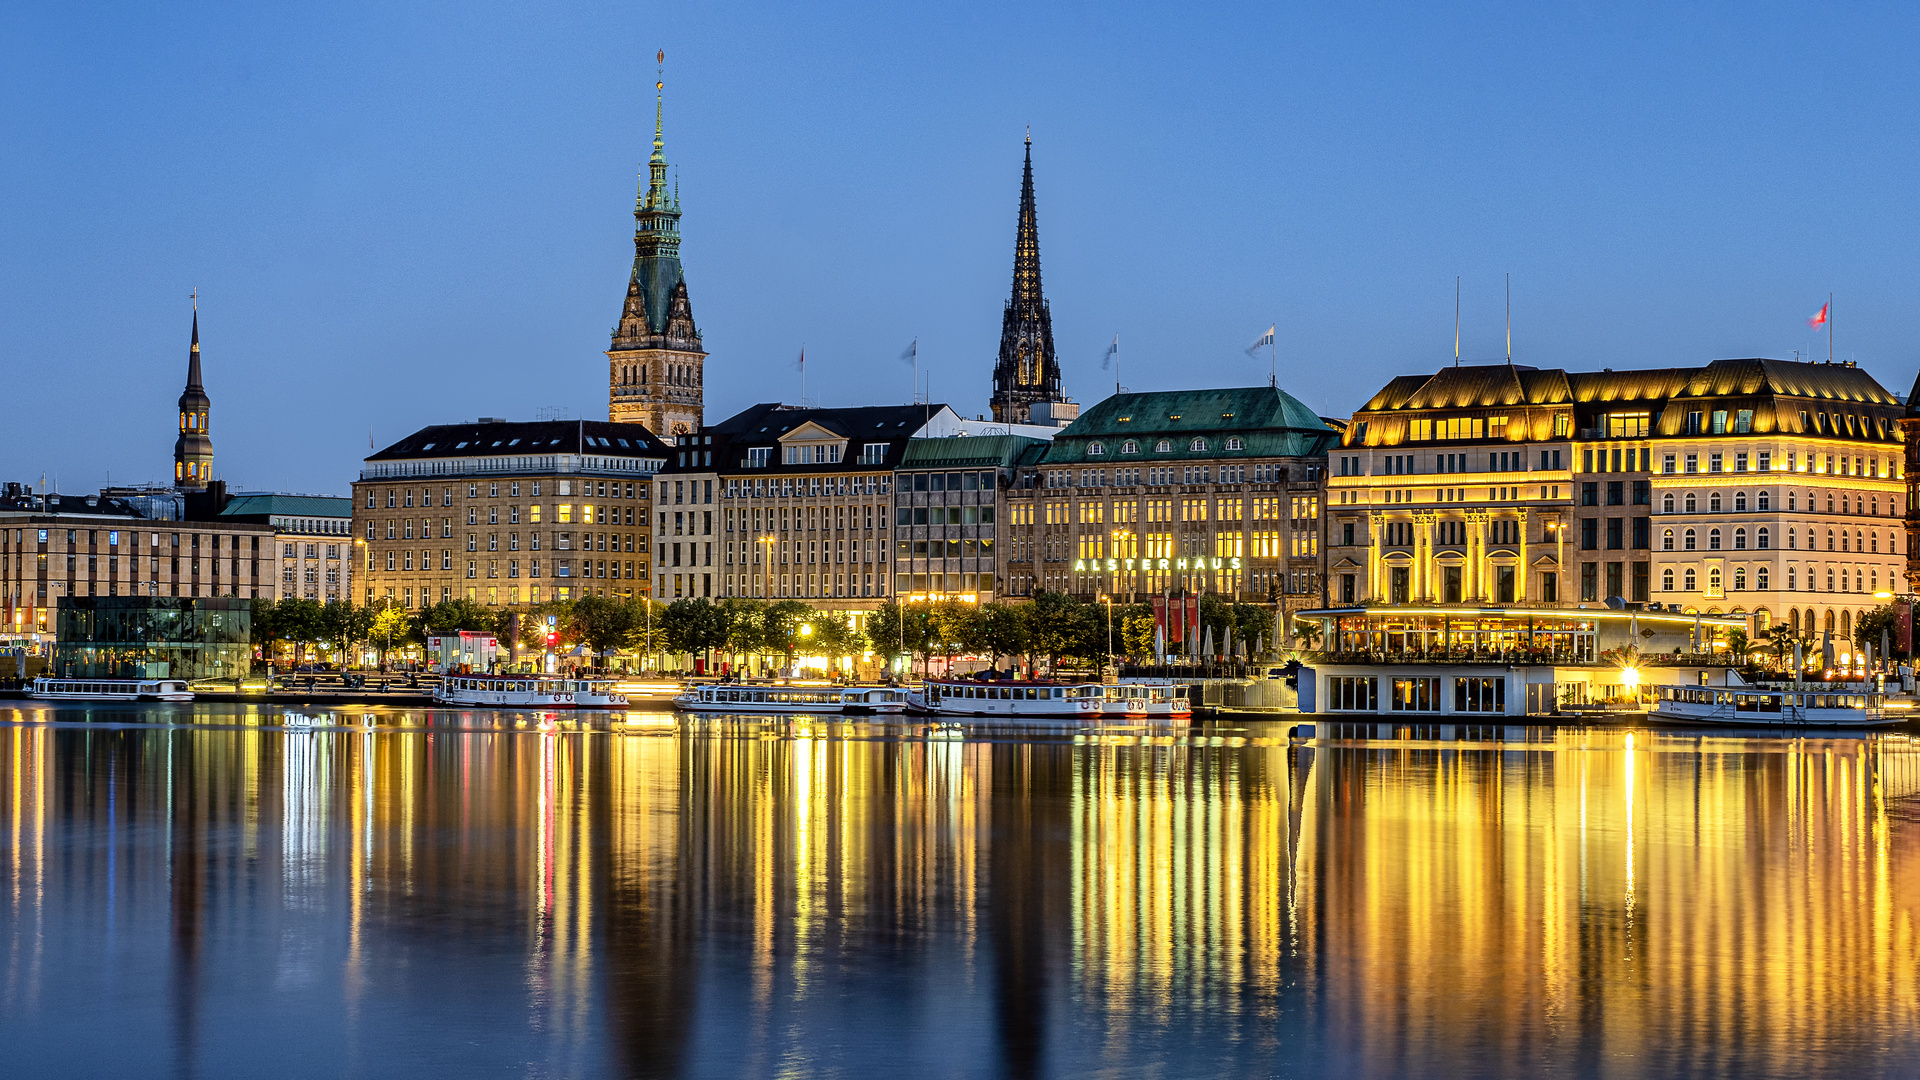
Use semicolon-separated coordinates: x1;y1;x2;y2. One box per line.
1244;325;1275;358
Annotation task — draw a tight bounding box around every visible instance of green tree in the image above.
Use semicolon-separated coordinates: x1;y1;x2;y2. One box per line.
715;598;765;668
1022;591;1098;673
811;612;866;670
761;599;820;673
1856;604;1904;659
660;598;719;658
868;602;931;674
320;601;374;666
571;595;636;654
250;596;282;658
370;603;410;668
420;597;500;637
276;598;327;665
927;598;978;672
623;598;667;658
974;602;1029;669
1120;611;1158;660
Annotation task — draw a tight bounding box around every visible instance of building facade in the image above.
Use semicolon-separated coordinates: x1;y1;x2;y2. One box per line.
217;494;355;604
2;488;278;644
352;420;669;612
989;136;1069;426
893;435;1046;603
1329;358;1905;641
607;73;706;437
1003;387;1337;623
656;403;975;612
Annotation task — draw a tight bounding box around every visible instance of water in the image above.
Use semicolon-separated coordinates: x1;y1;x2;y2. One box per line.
3;703;1920;1079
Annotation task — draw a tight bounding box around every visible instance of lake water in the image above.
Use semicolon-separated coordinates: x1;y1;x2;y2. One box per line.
3;703;1919;1078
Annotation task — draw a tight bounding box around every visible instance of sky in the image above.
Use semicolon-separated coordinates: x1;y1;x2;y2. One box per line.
5;1;1920;495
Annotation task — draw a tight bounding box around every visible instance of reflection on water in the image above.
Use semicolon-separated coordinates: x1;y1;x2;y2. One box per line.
2;704;1920;1078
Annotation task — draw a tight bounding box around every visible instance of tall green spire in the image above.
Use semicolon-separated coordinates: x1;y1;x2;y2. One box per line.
618;49;686;335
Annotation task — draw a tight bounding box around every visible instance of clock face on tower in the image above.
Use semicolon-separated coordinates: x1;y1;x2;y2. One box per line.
671;421;691;435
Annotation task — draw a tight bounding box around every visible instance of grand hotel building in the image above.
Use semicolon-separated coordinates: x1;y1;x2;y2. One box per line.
1328;358;1905;640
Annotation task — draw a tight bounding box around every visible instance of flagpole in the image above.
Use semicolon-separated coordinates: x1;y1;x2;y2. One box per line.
1829;292;1835;364
1505;272;1512;366
1454;276;1461;367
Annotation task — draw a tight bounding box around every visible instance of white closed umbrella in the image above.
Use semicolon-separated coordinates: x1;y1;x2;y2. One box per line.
1822;629;1835;672
1200;624;1215;661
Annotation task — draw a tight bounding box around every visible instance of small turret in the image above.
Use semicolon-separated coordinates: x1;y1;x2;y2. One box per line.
174;301;213;490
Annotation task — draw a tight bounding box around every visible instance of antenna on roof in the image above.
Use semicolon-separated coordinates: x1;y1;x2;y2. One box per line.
1454;277;1461;367
1505;273;1513;367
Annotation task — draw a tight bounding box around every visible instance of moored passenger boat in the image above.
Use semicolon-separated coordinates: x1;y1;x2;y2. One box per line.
433;674;575;708
673;684;909;714
1105;679;1192;721
565;679;629;708
912;679;1109;719
28;677;194;702
1651;684;1900;728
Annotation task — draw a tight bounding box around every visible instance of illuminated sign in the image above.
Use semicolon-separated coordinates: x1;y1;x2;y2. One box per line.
1071;557;1242;572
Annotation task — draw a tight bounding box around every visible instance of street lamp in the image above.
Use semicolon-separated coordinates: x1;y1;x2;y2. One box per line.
1101;593;1114;679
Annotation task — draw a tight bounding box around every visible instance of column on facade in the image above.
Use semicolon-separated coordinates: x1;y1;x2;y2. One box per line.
1367;510;1384;602
1465;510;1487;601
1516;509;1529;603
1415;511;1435;601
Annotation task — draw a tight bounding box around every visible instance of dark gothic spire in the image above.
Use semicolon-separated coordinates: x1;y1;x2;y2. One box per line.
175;298;213;490
990;132;1064;425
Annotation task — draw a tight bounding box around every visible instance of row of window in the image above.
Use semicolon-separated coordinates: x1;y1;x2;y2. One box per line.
1085;436;1245;456
369;479;630;508
1660;525;1896;553
1655;489;1893;515
1659;564;1888;594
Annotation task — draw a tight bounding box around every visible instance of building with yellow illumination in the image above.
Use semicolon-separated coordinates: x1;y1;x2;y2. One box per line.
1328;358;1905;642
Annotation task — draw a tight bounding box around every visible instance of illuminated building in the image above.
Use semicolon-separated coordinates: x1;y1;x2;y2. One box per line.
665;403;982;614
352;419;669;611
214;493;354;603
606;62;707;437
1002;386;1338;618
174;308;214;490
1329;358;1905;640
892;434;1046;602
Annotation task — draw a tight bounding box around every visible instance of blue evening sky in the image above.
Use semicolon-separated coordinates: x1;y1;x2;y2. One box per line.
4;1;1917;495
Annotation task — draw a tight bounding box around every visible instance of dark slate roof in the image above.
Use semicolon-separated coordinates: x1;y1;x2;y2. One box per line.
367;420;672;462
666;403;953;476
1038;386;1337;466
898;435;1049;471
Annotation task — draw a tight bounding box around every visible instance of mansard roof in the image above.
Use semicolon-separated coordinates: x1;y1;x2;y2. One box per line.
1039;386;1337;465
898;434;1049;471
367;419;672;462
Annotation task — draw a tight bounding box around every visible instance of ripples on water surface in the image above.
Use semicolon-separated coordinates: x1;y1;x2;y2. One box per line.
2;703;1919;1078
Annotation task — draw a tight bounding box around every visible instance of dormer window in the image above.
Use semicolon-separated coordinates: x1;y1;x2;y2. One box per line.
1224;437;1244;451
1087;441;1106;456
1121;440;1139;454
1155;440;1172;453
1190;437;1209;452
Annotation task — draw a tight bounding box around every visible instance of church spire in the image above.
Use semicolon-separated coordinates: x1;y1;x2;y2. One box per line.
174;293;213;490
990;133;1064;425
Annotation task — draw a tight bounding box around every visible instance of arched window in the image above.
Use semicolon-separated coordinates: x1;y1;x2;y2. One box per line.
1790;608;1801;634
1734;527;1747;550
1121;440;1138;454
1662;568;1675;591
1738;491;1752;511
1684;528;1697;551
1842;610;1852;636
1190;437;1209;452
1788;526;1797;549
1709;491;1722;512
1855;529;1863;552
1685;492;1698;513
1757;567;1769;591
1685;567;1698;591
1827;528;1834;551
1662;493;1675;513
1663;528;1675;551
1709;527;1722;550
1758;490;1771;510
1155;440;1172;453
1087;442;1106;456
1225;437;1244;451
1734;566;1747;590
1872;568;1880;593
1757;527;1770;549
1826;610;1837;633
1708;567;1723;592
1871;532;1879;553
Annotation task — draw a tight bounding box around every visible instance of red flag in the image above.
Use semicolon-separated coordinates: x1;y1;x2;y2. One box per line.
1809;303;1829;330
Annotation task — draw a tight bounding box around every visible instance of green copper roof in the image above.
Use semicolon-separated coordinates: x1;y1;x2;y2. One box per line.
899;434;1050;470
1039;386;1336;465
218;494;353;519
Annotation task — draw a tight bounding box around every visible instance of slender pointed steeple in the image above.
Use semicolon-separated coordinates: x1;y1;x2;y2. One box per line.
990;132;1065;425
174;295;213;490
609;50;706;436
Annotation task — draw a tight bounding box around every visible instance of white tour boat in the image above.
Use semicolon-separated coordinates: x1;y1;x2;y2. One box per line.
1651;683;1901;728
565;679;629;708
28;677;194;702
434;674;575;709
674;684;910;714
1104;680;1193;721
912;679;1109;719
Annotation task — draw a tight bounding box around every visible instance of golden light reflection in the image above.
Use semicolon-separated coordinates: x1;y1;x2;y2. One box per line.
1;716;1918;1075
